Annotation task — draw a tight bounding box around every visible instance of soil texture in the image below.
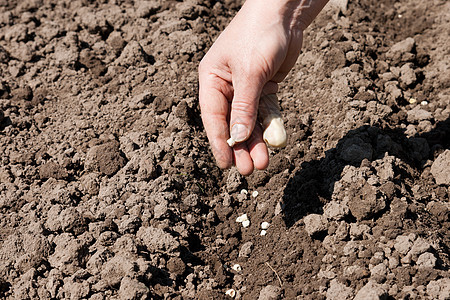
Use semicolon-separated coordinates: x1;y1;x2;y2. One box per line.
0;0;449;299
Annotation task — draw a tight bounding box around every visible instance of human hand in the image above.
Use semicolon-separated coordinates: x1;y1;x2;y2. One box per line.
199;0;328;175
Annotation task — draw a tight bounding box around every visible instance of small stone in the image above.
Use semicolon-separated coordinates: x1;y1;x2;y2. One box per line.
394;233;416;255
407;106;433;123
354;280;388;300
387;37;415;57
226;168;242;193
39;161;68;180
408;237;431;258
258;285;282;300
431;150;450;185
239;242;253;258
426;278;450;300
303;214;327;236
118;277;149;300
323;201;349;220
261;222;270;230
416;252;437;268
370;263;387;280
85;141;126;176
400;63;416;86
326;278;353;300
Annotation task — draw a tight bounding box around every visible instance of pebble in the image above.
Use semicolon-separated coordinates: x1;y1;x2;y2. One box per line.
239;242;253;258
416;252;437;268
431;150;450;185
258;285;282;300
354;280;388;300
304;214;327;236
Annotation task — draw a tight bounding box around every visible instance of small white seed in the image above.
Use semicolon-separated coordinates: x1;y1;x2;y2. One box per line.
227;137;236;147
260;230;267;236
232;264;242;271
225;289;236;298
242;220;250;228
240;189;248;195
261;221;270;230
236;214;248;223
252;191;259;198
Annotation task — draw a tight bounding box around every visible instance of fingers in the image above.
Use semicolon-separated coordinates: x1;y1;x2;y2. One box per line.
229;72;265;145
199;70;233;169
247;123;269;170
233;123;269;175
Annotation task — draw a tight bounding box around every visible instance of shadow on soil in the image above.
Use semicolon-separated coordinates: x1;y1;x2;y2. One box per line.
281;116;450;227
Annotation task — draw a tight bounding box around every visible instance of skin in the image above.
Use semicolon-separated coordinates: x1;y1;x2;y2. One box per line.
199;0;329;175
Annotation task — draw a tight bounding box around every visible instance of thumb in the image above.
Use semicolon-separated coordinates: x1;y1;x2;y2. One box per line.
229;77;264;145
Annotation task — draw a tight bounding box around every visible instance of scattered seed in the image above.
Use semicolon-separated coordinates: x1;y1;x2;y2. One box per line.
242;220;250;228
261;221;270;230
240;189;248;195
420;100;428;106
225;289;236;298
232;264;242;272
260;230;267;236
252;190;259;198
408;98;417;104
236;214;248;223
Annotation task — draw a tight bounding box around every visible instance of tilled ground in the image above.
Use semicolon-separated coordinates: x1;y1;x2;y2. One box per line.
0;0;449;299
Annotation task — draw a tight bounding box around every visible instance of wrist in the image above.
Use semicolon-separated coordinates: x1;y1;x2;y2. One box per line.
244;0;329;31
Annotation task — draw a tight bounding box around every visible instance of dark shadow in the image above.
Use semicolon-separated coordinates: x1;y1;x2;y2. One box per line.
282;116;450;227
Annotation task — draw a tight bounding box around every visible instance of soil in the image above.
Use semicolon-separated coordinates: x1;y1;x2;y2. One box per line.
0;0;449;299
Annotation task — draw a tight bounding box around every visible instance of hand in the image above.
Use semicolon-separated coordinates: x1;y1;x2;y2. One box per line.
199;0;328;175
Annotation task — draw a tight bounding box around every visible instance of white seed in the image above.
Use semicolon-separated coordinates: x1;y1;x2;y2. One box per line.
236;214;248;223
408;97;417;104
261;221;270;230
240;189;248;195
225;289;236;298
252;190;259;198
227;137;236;147
232;264;242;272
260;230;267;236
242;220;250;228
420;100;428;106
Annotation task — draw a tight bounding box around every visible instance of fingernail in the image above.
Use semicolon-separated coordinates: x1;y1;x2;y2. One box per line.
231;123;249;143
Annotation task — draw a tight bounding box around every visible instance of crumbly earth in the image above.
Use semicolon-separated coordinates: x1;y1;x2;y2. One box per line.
0;0;449;299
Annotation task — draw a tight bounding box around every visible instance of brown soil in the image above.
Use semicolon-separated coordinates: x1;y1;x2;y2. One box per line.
0;0;449;299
